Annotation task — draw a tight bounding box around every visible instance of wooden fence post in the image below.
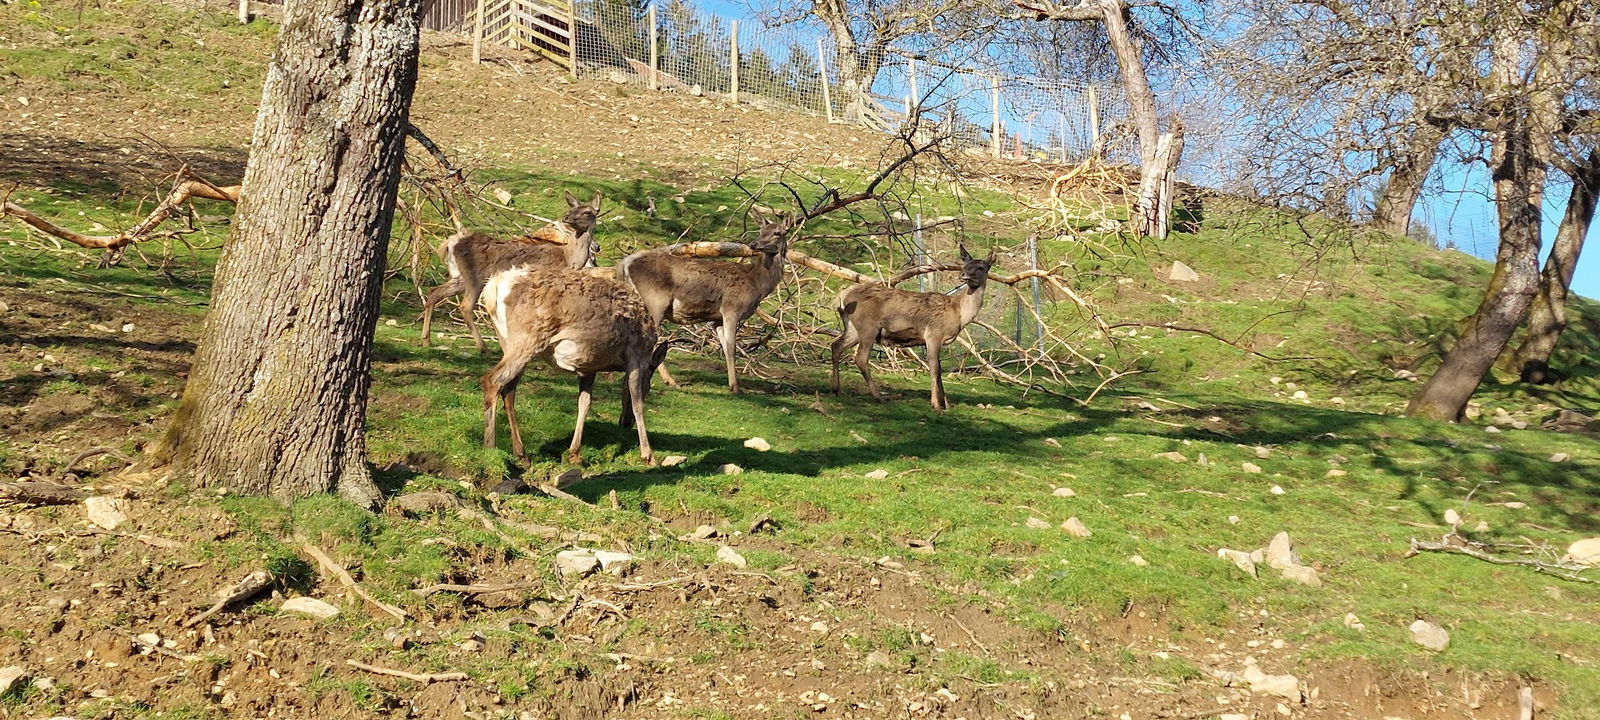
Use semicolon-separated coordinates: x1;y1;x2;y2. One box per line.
990;74;1001;158
237;0;248;24
1087;85;1101;149
471;0;487;64
908;58;918;118
566;0;577;74
648;4;658;90
817;38;833;122
729;20;739;103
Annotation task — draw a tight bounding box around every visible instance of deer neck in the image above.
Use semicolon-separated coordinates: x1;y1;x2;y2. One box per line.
750;251;784;294
956;280;987;326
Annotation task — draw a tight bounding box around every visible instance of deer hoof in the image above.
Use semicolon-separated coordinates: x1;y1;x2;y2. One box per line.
566;452;584;466
642;454;658;467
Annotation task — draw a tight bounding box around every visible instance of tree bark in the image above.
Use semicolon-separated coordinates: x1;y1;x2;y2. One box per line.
1504;147;1599;384
150;0;426;505
1372;122;1446;237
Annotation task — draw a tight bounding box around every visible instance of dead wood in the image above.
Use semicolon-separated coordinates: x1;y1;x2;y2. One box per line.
413;581;541;597
0;480;90;506
298;539;409;621
3;167;239;252
180;569;274;628
1407;533;1597;584
345;659;469;684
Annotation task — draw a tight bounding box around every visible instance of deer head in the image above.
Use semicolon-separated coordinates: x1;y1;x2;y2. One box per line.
750;210;791;259
563;190;604;260
958;244;996;290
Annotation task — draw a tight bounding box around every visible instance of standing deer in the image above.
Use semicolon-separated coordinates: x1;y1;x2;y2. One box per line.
618;212;791;394
831;245;997;410
477;262;666;465
420;190;603;353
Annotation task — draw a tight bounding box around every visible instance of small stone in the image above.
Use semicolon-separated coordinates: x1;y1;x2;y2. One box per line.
1218;548;1258;577
1409;619;1450;651
1060;517;1092;538
1228;515;1241;525
1443;509;1461;526
555;550;600;577
281;597;340;620
1292;390;1309;400
715;545;747;568
1265;532;1299;570
1052;487;1076;498
743;437;771;452
1043;437;1062;448
1254;446;1271;459
1269;377;1282;385
1025;517;1051;529
660;455;687;467
592;550;634;575
120;323;135;333
1221;715;1249;720
0;666;27;695
457;637;485;652
1473;520;1490;532
810;621;829;633
83;497;131;531
864;469;889;479
865;650;893;668
1242;462;1263;474
1128;555;1148;567
1270;485;1286;495
1242;665;1301;701
1510;420;1528;430
1325;469;1347;478
1562;538;1600;567
1153;451;1188;463
689;525;720;540
1485;426;1502;433
384;318;398;327
1394;369;1419;381
1169;260;1200;282
136;632;161;647
1330;397;1345;406
1279;564;1321;587
1550;453;1571;463
719;463;743;475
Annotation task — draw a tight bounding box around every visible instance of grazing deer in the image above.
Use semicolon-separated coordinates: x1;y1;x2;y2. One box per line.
618;212;791;394
420;190;603;353
477;263;666;465
831;245;997;410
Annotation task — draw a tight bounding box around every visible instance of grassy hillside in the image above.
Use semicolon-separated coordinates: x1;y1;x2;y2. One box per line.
3;1;1600;719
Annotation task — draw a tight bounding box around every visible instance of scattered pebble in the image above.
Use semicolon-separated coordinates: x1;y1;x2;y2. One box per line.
0;666;26;695
1217;548;1258;577
1043;437;1062;448
1127;555;1148;567
1444;509;1461;526
743;437;771;452
555;549;601;577
1153;451;1188;463
1254;446;1271;459
660;455;687;467
1025;517;1051;530
1550;452;1571;463
719;463;743;475
1241;462;1263;474
1269;486;1286;495
1343;612;1365;631
864;469;888;480
83;497;131;531
1409;619;1450;651
1060;517;1092;538
1052;487;1076;498
281;597;340;620
715;545;747;568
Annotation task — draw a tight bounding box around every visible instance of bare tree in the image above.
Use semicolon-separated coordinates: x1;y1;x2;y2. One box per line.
149;0;426;505
1503;146;1600;384
1010;0;1186;238
1370;111;1451;237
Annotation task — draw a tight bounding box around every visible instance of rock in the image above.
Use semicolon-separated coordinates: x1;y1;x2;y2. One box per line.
1510;420;1528;430
1242;665;1302;701
1197;453;1211;467
1343;613;1365;631
1544;408;1596;431
1394;369;1419;381
1550;452;1571;463
1279;564;1321;587
689;524;720;540
743;437;771;452
865;650;894;668
1043;437;1062;448
121;322;135;333
1474;520;1490;532
1501;501;1528;509
660;455;688;467
1052;487;1076;498
1409;619;1450;651
1443;509;1461;526
83;497;131;531
1153;451;1188;463
1128;555;1148;567
607;69;629;84
1242;462;1263;474
1025;517;1051;529
747;514;779;534
0;666;26;695
593;550;634;575
810;621;829;633
492;188;514;204
689;84;704;96
281;597;340;620
1270;485;1286;495
1485;425;1502;433
555;550;600;578
715;545;747;568
1228;515;1241;525
1326;469;1347;478
1269;377;1282;385
1060;517;1092;538
1254;446;1271;458
1292;390;1309;401
1330;396;1345;406
1169;260;1200;282
719;463;744;475
1265;532;1300;570
864;469;889;479
1562;538;1600;567
1218;548;1258;577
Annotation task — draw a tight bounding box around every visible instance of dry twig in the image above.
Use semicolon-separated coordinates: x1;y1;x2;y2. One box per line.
345;659;469;684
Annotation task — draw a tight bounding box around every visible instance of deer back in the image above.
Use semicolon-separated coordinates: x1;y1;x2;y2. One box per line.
839;283;968;347
483;265;658;373
621;251;781;324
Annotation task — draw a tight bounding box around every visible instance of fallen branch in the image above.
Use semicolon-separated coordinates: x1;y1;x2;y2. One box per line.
1407;534;1597;584
412;581;541;597
3;167;239;252
180;569;274;628
298;539;408;621
0;480;90;506
345;659;469;684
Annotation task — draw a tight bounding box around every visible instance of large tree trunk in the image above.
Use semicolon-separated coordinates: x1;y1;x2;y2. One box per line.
1405;123;1546;421
1372;123;1446;237
1097;0;1179;238
150;0;425;505
1504;147;1600;384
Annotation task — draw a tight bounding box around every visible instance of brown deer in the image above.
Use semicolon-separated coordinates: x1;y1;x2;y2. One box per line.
830;245;997;410
617;212;791;394
420;190;603;353
477;262;666;465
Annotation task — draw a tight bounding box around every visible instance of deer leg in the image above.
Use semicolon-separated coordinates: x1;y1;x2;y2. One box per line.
717;320;741;395
567;374;595;465
420;277;462;348
503;378;525;458
830;311;857;395
619;372;636;429
627;364;656;465
852;330;885;402
926;338;947;411
480;349;533;451
461;284;488;355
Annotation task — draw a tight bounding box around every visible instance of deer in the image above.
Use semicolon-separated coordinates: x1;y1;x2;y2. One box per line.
617;211;791;394
477;261;667;466
830;245;997;410
420;190;603;353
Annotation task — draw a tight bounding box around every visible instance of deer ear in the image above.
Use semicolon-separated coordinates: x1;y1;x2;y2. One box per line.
986;246;997;263
959;244;973;262
591;189;603;210
565;190;580;208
